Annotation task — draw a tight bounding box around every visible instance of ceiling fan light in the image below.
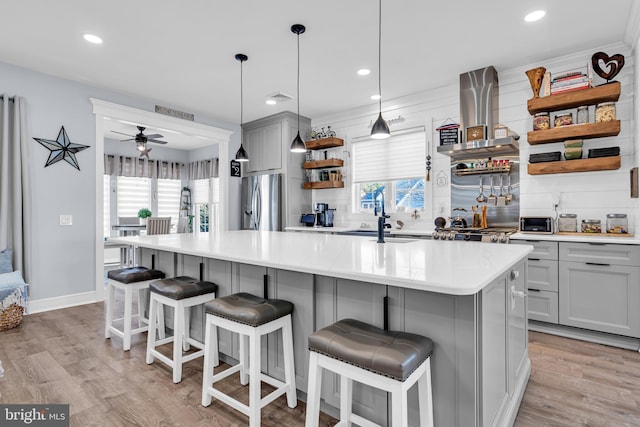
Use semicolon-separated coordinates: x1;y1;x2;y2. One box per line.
136;141;146;151
370;113;390;139
235;144;249;162
290;131;306;152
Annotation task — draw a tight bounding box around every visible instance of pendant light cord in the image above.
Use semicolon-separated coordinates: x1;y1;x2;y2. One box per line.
378;0;382;113
297;31;300;133
240;59;244;144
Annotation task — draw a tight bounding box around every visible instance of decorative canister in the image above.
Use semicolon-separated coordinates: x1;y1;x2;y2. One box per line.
606;214;628;234
533;112;550;131
581;219;602;233
577;106;589;124
558;214;577;232
595;102;616;123
554;112;573;127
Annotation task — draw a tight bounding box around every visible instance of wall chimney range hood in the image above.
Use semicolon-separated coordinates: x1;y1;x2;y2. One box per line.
437;66;519;161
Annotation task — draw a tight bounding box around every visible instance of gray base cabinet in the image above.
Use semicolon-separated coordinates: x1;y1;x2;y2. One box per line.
527;290;559;323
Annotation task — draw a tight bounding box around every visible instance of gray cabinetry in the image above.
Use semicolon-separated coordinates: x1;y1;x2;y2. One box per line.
559;242;640;338
245;122;282;173
315;276;387;425
512;240;559;323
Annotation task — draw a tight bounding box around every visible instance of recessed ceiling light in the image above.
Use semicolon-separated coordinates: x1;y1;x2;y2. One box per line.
266;100;277;105
524;10;545;22
357;69;371;76
370;94;381;100
83;34;103;44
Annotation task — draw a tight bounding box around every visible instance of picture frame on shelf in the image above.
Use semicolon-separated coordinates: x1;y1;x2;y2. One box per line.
466;125;487;142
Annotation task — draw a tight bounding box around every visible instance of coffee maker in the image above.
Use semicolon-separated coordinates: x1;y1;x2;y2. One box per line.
314;203;328;227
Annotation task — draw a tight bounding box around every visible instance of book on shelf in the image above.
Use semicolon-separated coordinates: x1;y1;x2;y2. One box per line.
541;72;551;97
551;77;590;88
552;71;583;81
551;83;590;94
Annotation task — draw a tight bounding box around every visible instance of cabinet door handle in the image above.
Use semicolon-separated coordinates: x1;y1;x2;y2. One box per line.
525;240;540;243
586;262;611;267
528;288;541;292
587;242;606;246
528;258;541;261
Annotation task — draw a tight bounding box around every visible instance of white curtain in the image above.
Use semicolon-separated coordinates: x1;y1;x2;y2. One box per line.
104;154;184;179
188;158;218;180
0;95;32;282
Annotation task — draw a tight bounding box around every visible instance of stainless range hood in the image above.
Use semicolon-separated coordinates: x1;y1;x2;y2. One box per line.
437;66;519;160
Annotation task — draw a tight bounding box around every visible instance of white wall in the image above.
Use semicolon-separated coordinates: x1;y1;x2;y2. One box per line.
312;42;639;233
0;61;240;305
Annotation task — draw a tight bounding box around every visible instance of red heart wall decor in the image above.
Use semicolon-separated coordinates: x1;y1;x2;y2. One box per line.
591;52;625;81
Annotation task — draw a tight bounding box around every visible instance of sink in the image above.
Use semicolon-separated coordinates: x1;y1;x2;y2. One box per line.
338;230;390;237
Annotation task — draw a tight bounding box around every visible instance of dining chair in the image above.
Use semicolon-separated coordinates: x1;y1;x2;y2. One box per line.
118;216;141;225
146;217;171;235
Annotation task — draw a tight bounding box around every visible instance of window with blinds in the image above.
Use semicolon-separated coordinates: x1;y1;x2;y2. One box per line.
352;130;426;213
116;176;151;218
190;178;220;233
103;175;111;238
157;179;181;225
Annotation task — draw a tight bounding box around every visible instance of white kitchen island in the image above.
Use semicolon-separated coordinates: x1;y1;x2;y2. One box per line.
110;231;533;427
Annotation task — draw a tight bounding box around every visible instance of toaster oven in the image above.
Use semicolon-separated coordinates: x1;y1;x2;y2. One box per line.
519;217;553;234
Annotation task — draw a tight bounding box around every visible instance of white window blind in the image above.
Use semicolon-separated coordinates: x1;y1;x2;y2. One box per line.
192;179;210;204
353;130;426;182
117;176;151;218
103;175;111;237
157;179;181;224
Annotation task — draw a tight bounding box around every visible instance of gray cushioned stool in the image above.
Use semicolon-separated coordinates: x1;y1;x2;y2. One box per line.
146;276;218;383
105;266;165;351
306;318;434;427
201;292;297;427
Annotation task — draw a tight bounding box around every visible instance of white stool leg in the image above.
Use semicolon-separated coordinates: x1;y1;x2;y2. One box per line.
418;358;434;427
123;285;133;351
183;306;191;352
340;375;353;425
157;304;166;340
172;301;185;383
305;352;322;427
282;315;297;408
391;384;409;427
239;333;249;386
201;315;216;407
137;288;145;328
146;295;158;364
105;283;115;339
248;329;261;427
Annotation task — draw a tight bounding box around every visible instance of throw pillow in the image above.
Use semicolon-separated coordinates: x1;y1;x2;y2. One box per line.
0;249;12;274
0;271;26;289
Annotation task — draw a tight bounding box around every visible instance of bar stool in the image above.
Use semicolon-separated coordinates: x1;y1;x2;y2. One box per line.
105;266;165;351
305;318;434;427
201;292;297;427
145;276;218;383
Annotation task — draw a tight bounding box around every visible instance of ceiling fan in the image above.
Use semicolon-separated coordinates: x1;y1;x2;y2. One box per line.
111;126;168;158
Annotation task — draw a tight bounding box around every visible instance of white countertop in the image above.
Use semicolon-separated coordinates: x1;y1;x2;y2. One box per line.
284;226;358;233
111;230;532;296
511;232;640;245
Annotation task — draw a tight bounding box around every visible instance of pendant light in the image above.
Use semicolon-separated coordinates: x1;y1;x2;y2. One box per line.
290;24;306;153
370;0;390;139
235;53;249;162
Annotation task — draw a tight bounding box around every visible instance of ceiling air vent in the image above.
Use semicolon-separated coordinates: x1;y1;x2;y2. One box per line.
266;91;294;104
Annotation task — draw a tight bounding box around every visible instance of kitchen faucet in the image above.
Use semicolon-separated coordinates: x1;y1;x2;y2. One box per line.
374;188;390;243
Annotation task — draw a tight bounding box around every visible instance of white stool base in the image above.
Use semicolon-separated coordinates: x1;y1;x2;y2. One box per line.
146;291;217;383
201;313;297;427
305;352;433;427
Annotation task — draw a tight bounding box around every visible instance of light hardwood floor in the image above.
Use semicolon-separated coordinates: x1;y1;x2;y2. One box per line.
1;302;639;426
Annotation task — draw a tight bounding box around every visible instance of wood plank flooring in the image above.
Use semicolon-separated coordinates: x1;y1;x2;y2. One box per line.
1;302;639;426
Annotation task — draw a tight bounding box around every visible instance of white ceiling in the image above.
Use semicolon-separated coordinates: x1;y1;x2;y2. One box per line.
1;1;636;144
104;119;216;151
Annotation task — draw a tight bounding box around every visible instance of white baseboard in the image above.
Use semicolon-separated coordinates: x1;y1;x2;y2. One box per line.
27;291;98;314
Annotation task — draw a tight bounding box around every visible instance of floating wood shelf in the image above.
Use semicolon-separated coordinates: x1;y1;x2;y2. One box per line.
555;231;634;238
304;137;344;150
527;120;620;145
527;156;620;175
303;181;345;189
527;82;621;115
453;165;512;176
303;159;344;169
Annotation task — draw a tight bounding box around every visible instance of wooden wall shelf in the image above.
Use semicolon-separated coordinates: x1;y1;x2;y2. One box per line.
304;137;344;150
303;159;344;169
527;82;621;115
303;181;345;189
527;120;620;145
527;156;620;175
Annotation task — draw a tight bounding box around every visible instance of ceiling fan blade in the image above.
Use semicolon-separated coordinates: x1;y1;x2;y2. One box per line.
148;139;168;144
143;133;163;139
121;138;135;142
110;130;134;137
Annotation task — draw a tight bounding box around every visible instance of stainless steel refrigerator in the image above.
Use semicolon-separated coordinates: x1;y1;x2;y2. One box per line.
241;173;283;231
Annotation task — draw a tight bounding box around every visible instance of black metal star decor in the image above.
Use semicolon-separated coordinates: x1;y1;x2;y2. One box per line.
33;126;89;170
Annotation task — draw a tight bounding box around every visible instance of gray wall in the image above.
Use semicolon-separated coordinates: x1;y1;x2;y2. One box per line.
0;61;241;302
